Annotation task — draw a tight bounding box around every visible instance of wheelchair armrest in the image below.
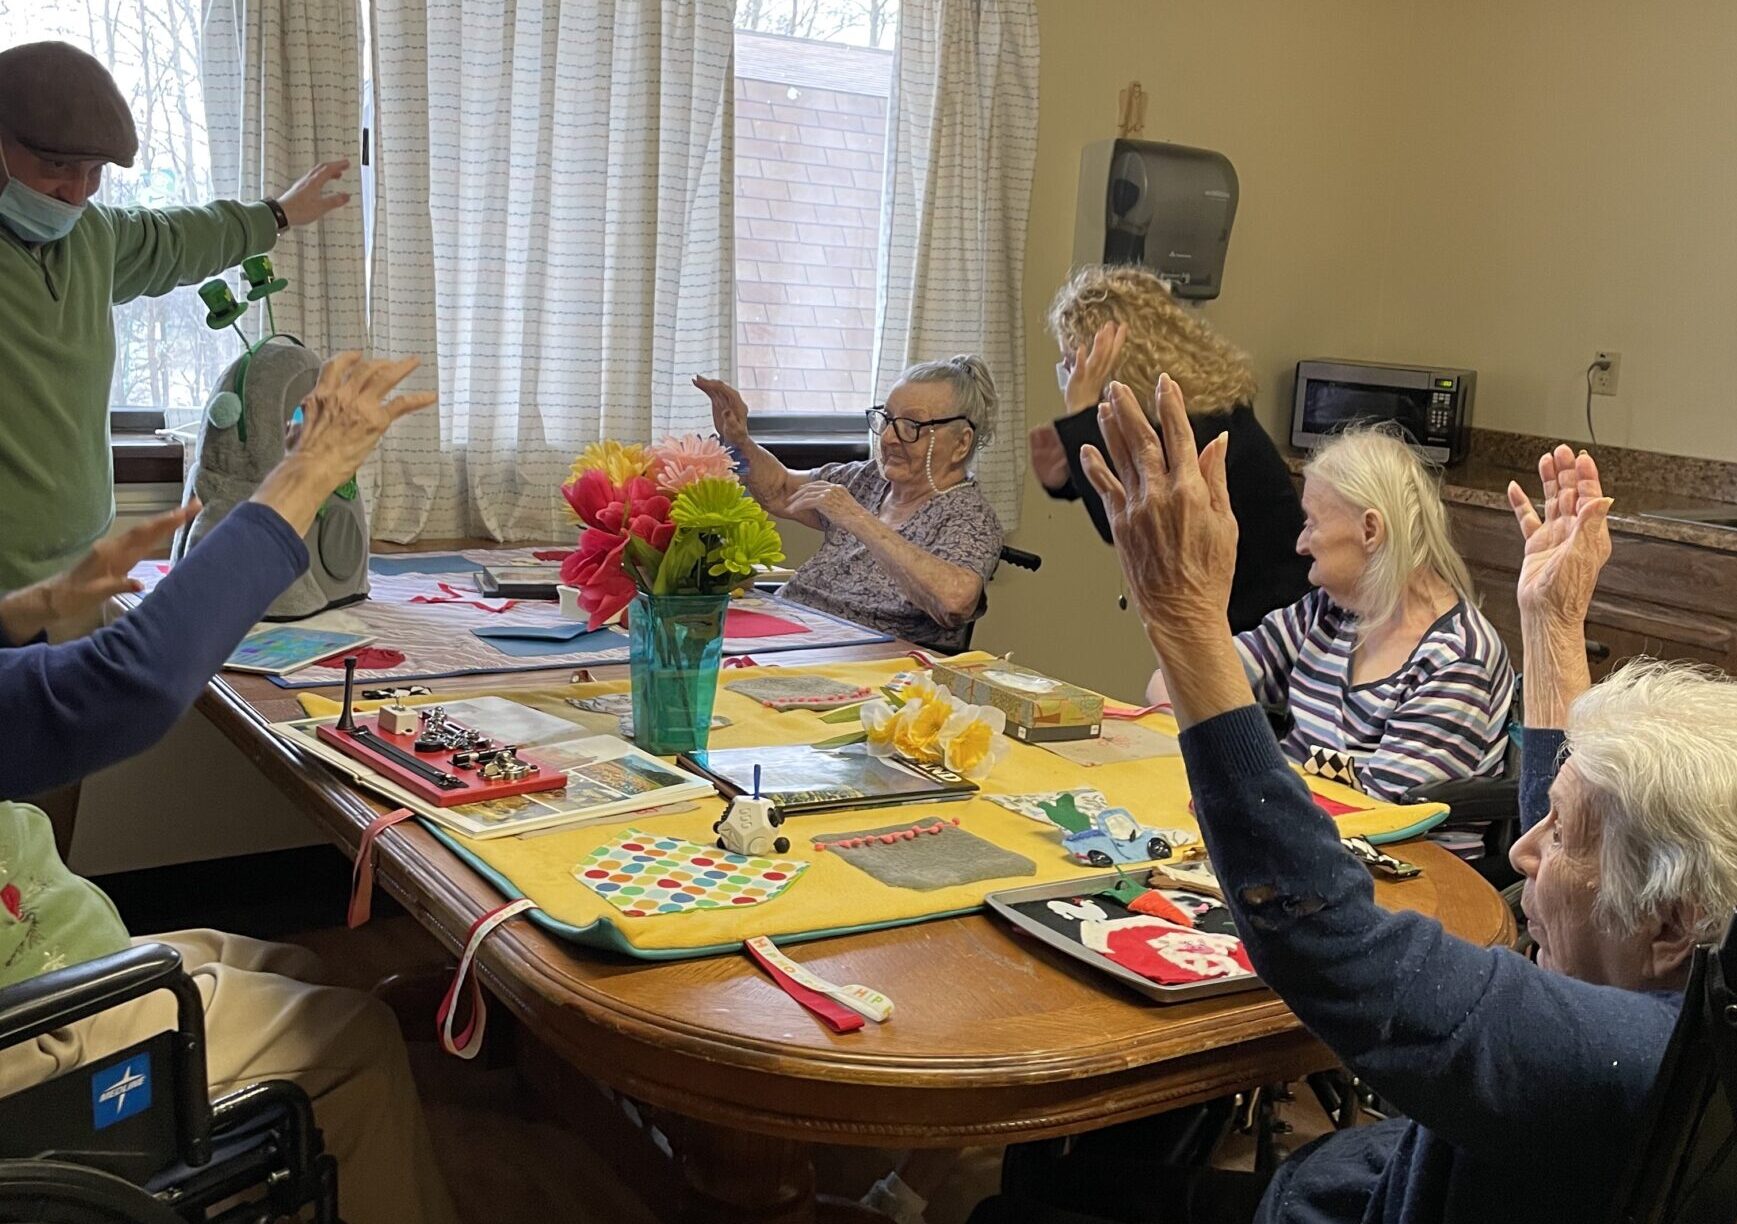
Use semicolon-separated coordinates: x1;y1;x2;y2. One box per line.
1401;777;1521;825
0;943;192;1050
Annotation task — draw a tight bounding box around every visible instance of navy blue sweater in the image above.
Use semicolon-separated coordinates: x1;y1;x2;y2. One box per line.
0;502;308;797
1180;707;1680;1224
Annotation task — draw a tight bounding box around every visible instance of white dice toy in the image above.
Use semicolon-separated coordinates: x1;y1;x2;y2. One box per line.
714;795;790;856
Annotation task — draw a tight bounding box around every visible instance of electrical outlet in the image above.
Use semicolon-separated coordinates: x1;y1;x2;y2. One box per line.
1591;350;1621;396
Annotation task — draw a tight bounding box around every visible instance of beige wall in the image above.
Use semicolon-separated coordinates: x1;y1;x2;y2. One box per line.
983;0;1737;700
983;0;1407;699
1371;0;1737;459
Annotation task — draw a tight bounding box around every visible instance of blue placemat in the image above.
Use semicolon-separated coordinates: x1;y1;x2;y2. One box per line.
471;626;628;657
369;553;484;577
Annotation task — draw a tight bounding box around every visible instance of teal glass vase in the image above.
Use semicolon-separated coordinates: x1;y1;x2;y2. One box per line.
628;592;730;755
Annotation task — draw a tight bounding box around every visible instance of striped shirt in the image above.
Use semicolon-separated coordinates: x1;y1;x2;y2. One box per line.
1235;589;1515;801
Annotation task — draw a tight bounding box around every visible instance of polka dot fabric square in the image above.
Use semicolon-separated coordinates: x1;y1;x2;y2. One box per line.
573;829;808;918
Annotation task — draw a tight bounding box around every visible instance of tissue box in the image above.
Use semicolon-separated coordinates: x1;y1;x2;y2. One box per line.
931;659;1103;743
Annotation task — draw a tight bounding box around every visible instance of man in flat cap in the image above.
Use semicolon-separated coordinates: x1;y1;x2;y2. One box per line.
0;40;351;594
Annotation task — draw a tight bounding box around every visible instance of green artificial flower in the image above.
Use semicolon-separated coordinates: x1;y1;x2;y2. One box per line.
653;531;707;595
707;518;786;579
670;477;763;530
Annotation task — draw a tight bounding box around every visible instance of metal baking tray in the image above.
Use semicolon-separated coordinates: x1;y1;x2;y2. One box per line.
985;874;1267;1004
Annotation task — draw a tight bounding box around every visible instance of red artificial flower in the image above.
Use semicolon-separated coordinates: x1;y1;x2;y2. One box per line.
578;563;637;629
561;474;677;628
561;526;621;587
562;469;619;530
562;527;636;629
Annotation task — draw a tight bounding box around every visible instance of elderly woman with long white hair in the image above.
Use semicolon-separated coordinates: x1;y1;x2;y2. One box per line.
971;376;1737;1224
1147;418;1514;801
695;356;1005;653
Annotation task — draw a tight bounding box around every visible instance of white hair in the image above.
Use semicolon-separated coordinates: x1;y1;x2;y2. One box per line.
899;354;998;458
1303;424;1476;631
1567;658;1737;941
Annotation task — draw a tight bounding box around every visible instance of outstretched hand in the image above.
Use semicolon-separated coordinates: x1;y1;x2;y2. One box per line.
0;502;203;643
1080;374;1236;640
1506;445;1612;627
693;376;751;447
276;160;352;227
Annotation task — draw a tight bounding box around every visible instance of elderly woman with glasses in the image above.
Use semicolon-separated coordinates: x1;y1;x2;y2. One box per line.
694;356;1005;652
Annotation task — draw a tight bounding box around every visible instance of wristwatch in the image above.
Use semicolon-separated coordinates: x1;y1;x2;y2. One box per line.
264;197;289;231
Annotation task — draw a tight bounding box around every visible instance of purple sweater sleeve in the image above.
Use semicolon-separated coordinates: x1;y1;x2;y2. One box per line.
0;502;308;797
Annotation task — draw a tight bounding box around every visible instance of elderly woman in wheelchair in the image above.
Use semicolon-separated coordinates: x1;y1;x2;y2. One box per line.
971;379;1737;1224
0;355;458;1224
1147;423;1515;804
696;355;1006;654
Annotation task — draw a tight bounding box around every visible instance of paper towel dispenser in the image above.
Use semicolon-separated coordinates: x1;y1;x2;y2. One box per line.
1073;138;1239;301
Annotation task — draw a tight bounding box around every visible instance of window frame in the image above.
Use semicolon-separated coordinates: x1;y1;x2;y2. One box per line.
749;410;870;468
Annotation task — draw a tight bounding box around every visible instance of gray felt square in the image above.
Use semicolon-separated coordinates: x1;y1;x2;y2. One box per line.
812;816;1036;891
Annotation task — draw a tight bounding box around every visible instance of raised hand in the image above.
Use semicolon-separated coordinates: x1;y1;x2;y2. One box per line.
1065;321;1129;412
1506;445;1613;627
290;353;438;483
276;160;352;227
1079;374;1236;641
693;376;751;447
1028;422;1069;490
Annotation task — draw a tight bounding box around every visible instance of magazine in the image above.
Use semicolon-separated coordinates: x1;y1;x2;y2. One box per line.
679;742;977;816
278;712;715;839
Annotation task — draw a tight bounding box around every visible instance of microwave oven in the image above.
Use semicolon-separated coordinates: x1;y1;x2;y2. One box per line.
1290;360;1476;465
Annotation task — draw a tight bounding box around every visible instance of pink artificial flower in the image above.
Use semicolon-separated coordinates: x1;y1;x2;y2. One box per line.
648;434;738;492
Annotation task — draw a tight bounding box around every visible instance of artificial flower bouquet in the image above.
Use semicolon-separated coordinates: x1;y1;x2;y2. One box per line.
857;673;1011;782
560;436;786;630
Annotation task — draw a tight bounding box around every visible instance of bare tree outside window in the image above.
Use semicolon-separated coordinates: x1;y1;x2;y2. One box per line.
1;1;237;428
736;0;897;50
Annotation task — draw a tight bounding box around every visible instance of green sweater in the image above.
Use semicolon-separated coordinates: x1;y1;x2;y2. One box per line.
0;200;278;591
0;803;129;989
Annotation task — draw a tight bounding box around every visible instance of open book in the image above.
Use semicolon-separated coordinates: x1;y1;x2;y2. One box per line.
277;696;714;840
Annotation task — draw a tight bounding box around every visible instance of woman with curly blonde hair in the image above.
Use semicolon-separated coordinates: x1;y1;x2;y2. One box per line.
1033;263;1311;631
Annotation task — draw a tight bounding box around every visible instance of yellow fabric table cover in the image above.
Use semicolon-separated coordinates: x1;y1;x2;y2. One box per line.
294;656;1446;957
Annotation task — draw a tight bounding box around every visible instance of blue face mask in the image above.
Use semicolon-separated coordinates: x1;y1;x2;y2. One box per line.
0;146;86;243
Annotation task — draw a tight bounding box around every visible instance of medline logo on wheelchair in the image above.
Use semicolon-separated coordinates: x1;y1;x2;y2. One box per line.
90;1055;152;1129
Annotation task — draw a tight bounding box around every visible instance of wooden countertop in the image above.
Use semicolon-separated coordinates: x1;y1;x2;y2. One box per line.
1286;436;1737;554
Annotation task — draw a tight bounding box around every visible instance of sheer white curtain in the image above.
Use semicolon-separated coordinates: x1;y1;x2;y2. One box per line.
873;0;1039;529
202;0;368;360
365;0;736;543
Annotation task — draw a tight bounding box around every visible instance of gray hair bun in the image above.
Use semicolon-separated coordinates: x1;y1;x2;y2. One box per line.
901;353;998;451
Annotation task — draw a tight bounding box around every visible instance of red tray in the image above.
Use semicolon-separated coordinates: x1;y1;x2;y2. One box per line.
316;715;568;807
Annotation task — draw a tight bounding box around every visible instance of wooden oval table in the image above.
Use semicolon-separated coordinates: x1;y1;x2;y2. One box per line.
199;638;1514;1224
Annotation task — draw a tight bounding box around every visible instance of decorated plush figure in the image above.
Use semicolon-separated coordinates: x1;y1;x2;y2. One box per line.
172;262;371;619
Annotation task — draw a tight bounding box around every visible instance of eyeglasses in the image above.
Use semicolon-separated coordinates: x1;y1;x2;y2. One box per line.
865;406;972;444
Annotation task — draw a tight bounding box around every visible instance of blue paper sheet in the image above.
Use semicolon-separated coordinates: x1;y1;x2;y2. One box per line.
470;626;628;658
369;553;483;577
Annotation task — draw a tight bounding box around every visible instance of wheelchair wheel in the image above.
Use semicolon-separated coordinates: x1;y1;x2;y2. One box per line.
0;1160;185;1224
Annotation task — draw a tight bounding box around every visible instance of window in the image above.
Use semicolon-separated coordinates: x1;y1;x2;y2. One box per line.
1;1;236;430
732;1;896;419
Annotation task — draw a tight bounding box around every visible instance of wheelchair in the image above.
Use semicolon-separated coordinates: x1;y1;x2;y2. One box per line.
0;943;338;1223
